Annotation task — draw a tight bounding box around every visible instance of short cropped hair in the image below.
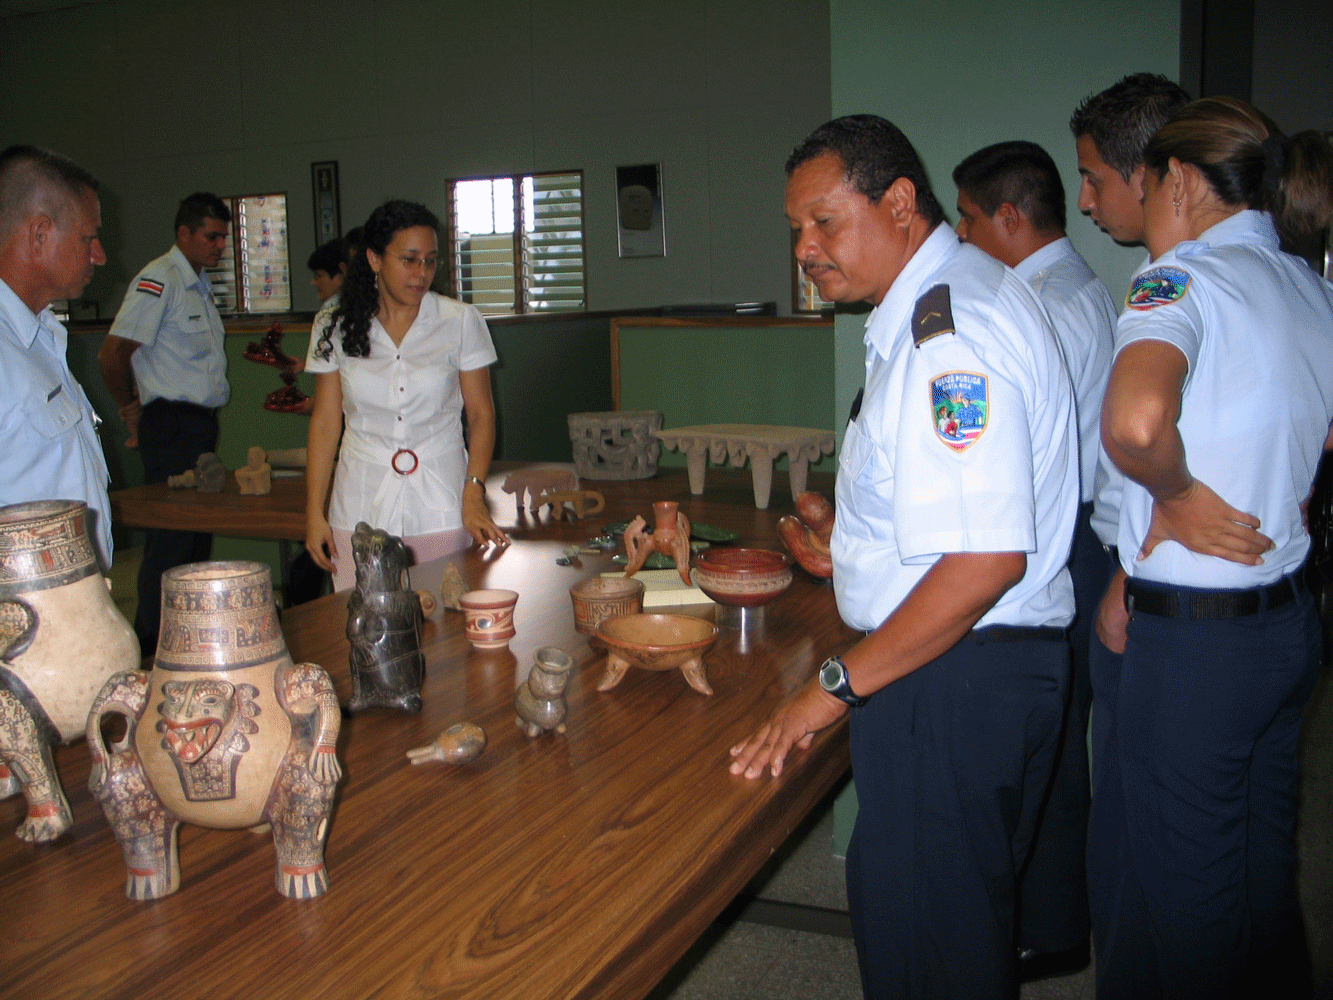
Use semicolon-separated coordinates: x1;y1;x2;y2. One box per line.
0;144;100;242
951;141;1066;233
174;192;231;233
307;238;346;275
786;114;946;227
1069;73;1190;180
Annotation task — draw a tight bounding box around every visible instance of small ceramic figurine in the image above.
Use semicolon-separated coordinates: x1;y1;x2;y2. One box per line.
514;646;574;737
778;491;835;579
235;446;272;496
501;468;579;512
623;500;693;586
196;452;226;493
405;722;486;765
345;523;425;713
416;589;438;616
438;562;468;611
538;488;606;521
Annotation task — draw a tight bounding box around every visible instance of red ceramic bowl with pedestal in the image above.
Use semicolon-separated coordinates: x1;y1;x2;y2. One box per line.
691;547;793;608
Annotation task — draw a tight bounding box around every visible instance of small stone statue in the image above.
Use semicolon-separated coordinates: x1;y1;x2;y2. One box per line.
165;452;226;492
405;722;487;765
416;589;438;616
194;452;226;493
345;523;425;713
515;646;574;737
438;562;468;611
235;446;272;495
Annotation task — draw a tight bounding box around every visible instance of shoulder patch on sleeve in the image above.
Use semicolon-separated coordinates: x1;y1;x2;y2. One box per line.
1125;266;1191;310
912;284;955;346
135;277;165;297
930;371;988;452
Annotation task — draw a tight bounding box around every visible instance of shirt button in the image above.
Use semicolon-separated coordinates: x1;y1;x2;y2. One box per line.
397;416;403;421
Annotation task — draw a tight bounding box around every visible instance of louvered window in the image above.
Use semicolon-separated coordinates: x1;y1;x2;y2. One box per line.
206;193;291;314
448;172;585;315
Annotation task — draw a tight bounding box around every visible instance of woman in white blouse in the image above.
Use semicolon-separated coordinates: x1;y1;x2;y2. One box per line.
304;199;508;591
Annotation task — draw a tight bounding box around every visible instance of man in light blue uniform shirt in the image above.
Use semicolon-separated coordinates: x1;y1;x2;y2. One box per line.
953;139;1117;980
731;115;1078;1000
100;192;231;654
0;145;113;568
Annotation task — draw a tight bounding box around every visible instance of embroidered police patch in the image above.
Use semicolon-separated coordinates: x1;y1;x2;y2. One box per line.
1125;266;1191;310
930;371;988;452
136;278;165;297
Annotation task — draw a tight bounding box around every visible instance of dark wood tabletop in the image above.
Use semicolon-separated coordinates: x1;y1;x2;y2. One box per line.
109;472;309;540
3;468;855;1000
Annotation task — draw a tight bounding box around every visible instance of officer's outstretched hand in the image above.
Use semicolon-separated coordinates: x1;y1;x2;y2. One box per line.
1139;478;1273;565
729;683;847;779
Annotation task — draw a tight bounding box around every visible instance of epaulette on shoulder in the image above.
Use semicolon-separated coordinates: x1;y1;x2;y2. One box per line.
912;284;954;347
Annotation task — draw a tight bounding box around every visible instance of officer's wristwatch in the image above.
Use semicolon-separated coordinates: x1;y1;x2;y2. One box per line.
818;655;868;707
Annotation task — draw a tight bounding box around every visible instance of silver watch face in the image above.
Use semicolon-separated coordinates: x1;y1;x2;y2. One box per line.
820;658;842;691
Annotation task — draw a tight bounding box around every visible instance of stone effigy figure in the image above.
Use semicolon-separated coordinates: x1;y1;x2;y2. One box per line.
344;522;425;713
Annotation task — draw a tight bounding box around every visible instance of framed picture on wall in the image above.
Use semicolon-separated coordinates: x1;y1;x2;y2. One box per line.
616;163;665;258
312;161;341;245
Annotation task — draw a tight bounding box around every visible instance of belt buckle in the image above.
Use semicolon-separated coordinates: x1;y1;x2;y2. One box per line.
391;448;419;475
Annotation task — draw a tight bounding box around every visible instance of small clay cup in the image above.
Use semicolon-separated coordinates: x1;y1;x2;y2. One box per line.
569;577;645;636
459;589;519;649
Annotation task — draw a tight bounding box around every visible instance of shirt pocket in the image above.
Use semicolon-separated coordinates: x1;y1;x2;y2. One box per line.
840;416;895;523
29;383;85;440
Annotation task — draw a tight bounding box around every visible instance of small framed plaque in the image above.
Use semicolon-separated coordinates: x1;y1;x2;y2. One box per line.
616;163;665;258
311;161;341;245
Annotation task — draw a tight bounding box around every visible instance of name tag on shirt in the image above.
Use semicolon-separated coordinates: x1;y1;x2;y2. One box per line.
47;385;63;401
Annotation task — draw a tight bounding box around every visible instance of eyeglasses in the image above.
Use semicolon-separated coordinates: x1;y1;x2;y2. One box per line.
388;253;439;272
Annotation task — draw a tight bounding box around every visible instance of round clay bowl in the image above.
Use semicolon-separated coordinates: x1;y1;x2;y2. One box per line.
459;588;519;649
569;577;645;635
691;547;793;608
594;613;718;672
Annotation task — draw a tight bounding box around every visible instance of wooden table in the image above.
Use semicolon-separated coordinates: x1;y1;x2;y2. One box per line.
109;473;309;540
1;469;855;1000
654;424;836;509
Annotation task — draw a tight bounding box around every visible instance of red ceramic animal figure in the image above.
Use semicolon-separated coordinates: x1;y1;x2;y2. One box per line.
623;500;692;586
778;491;835;579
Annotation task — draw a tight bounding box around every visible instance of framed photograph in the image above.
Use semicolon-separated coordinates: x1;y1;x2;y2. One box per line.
311;161;341;245
616;163;665;258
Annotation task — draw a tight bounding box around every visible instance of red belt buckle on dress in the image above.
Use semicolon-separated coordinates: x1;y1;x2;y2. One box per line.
391;448;419;475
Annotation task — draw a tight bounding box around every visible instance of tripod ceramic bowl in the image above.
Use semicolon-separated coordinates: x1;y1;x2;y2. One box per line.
594;612;719;696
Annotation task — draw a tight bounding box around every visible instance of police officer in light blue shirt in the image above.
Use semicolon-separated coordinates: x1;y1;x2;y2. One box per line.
100;192;231;654
1092;98;1333;1000
0;145;113;569
731;116;1078;1000
952;140;1119;979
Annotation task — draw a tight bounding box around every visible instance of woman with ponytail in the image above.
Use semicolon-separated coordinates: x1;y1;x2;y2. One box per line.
304;199;507;591
1091;97;1333;999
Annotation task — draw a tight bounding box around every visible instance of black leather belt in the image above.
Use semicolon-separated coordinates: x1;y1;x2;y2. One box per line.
965;625;1066;643
1124;574;1303;620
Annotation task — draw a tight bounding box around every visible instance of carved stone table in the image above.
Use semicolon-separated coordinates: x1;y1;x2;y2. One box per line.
655;424;836;509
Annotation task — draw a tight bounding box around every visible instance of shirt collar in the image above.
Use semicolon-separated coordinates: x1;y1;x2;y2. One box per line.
1175;209;1279;257
865;223;959;354
0;275;61;349
167;244;213;294
1013;236;1075;282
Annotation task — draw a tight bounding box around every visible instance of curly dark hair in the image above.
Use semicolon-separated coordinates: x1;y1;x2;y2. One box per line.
315;200;440;360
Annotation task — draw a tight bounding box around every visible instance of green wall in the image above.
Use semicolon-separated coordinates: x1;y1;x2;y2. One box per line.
827;0;1180;446
0;1;832;319
615;321;838;473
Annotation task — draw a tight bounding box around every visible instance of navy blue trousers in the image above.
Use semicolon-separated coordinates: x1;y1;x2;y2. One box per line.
846;634;1068;999
134;399;218;654
1088;579;1319;1000
1018;504;1108;953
